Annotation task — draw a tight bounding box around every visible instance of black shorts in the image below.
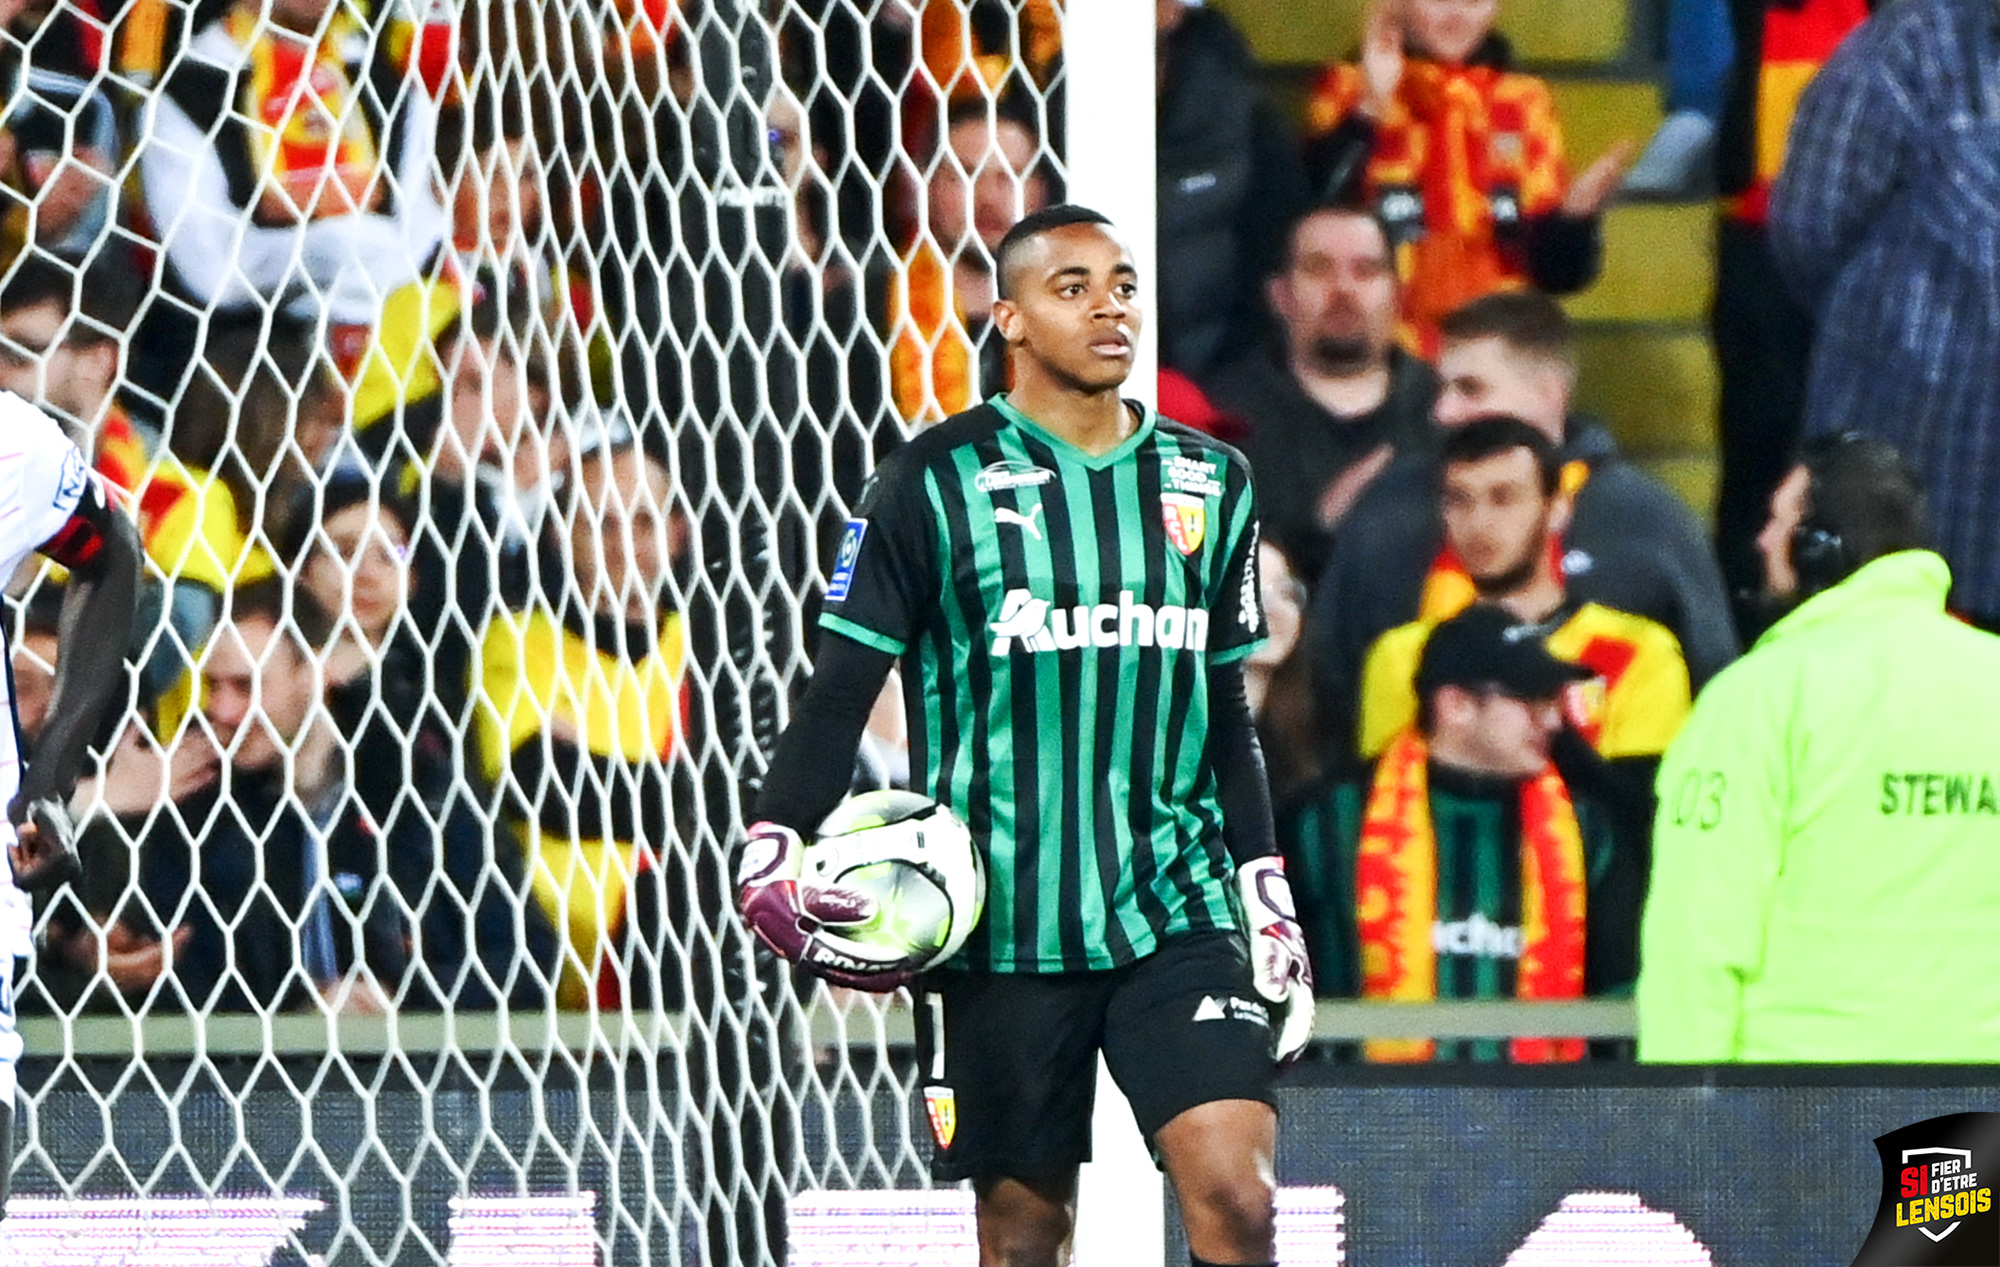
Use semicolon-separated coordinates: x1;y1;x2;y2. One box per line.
913;931;1277;1183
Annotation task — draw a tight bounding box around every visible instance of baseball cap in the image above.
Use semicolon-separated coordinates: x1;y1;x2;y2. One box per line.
1414;604;1594;701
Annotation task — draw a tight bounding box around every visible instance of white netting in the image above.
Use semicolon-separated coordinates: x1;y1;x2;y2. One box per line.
0;1;1073;1263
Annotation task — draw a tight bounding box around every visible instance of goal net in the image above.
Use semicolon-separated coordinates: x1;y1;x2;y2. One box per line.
0;1;1079;1263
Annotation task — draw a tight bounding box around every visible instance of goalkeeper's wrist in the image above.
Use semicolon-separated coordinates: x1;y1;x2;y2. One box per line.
1235;854;1297;923
738;820;806;894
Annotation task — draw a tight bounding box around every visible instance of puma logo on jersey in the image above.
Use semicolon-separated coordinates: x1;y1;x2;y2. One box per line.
988;588;1211;655
993;505;1044;541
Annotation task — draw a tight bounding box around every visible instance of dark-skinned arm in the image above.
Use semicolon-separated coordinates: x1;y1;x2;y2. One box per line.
10;485;140;890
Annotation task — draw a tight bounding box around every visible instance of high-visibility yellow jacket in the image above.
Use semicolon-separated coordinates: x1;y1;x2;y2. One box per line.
1638;551;2000;1061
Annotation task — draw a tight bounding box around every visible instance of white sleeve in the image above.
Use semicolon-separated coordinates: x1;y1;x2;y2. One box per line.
139;74;446;323
138;88;324;313
0;395;88;572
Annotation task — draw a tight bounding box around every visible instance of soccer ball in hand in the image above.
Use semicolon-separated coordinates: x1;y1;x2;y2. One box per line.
808;791;985;971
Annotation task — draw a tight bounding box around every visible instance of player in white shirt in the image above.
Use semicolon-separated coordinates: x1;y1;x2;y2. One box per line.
0;397;140;1218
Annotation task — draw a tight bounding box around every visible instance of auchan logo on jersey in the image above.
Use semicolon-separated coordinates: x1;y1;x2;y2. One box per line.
988;588;1210;655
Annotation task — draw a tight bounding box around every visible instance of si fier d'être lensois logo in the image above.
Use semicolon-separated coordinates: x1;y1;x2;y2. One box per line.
1854;1113;2000;1266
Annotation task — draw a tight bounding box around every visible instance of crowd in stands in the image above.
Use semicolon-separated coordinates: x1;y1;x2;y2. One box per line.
3;0;690;1018
0;0;1991;1062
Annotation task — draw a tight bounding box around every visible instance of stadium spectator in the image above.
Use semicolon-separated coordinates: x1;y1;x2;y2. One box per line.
1637;437;2000;1061
767;89;899;575
1769;0;2000;628
116;581;406;1015
1709;0;1871;634
450;131;553;315
293;476;419;704
287;473;556;1010
400;296;566;727
1302;0;1632;349
1249;539;1325;803
1355;418;1691;775
1309;293;1736;760
471;432;689;1010
133;0;451;418
0;259;242;694
0;0;121;267
1251;537;1364;1003
36;686;220;1014
1308;603;1648;1058
1154;0;1310;379
149;331;346;602
337;120;566;451
1205;204;1440;580
778;0;909;257
0;255;129;442
887;97;1050;423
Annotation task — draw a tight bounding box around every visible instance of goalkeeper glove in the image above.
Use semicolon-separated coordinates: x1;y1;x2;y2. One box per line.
7;797;81;892
736;821;917;992
1236;855;1315;1063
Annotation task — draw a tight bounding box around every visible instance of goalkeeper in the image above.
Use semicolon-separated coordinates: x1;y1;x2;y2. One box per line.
740;205;1312;1267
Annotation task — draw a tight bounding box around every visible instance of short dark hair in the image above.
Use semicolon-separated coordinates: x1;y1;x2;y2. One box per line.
223;576;331;654
439;292;552;393
277;469;416;568
994;204;1116;301
944;94;1041;140
1440;415;1563;497
1280;201;1397;275
1437;290;1576;380
1800;434;1929;575
0;256;132;346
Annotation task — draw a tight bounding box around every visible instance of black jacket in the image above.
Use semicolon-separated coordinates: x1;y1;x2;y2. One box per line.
1156;6;1310;379
135;768;399;1012
1206;345;1439;581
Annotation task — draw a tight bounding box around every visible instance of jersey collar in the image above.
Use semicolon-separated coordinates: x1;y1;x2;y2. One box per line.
989;393;1156;469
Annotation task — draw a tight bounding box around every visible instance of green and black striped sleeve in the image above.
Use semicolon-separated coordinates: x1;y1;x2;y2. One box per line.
1203;448;1268;665
817;448;938;656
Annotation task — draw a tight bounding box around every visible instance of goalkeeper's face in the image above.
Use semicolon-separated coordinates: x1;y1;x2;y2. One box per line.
992;223;1142;395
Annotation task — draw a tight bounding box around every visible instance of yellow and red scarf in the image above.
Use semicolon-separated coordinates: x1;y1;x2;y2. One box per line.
230;7;381;223
1355;730;1587;1063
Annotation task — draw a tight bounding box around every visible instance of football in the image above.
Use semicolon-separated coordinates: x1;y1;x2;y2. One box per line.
808;791;985;971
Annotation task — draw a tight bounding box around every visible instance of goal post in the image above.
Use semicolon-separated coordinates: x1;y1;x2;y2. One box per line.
1060;6;1168;1267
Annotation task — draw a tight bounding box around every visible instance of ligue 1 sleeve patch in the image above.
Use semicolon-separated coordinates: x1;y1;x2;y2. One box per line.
826;518;867;602
1851;1112;2000;1265
56;443;88;509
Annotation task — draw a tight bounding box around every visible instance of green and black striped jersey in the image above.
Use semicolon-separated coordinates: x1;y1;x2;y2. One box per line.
820;394;1267;973
1281;767;1644;1060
